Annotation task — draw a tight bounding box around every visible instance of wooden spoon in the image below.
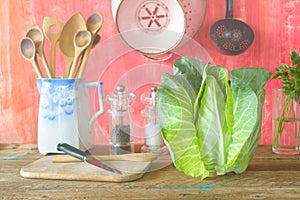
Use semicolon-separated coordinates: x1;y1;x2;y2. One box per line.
59;13;86;78
52;153;157;163
92;34;101;48
20;37;43;78
77;12;103;78
42;17;64;77
68;30;92;78
26;25;52;78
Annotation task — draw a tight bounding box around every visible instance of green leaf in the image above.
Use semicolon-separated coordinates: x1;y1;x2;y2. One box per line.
225;68;271;173
173;56;206;76
173;57;206;96
158;73;208;178
291;50;300;66
195;75;227;172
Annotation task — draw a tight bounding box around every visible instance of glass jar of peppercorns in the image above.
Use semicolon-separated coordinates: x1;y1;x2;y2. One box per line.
106;85;135;153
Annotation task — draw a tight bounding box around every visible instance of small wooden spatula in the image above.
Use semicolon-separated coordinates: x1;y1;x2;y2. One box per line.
52;152;157;163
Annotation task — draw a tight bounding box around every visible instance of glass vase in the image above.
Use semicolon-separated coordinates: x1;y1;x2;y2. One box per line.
272;88;300;155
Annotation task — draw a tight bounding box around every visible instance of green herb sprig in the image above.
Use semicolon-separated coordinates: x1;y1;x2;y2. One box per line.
272;50;300;103
272;50;300;145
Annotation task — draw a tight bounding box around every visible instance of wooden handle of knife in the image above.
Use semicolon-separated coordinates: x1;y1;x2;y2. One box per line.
52;153;157;163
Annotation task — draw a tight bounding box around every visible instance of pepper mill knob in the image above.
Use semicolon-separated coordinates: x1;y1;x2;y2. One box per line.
151;86;157;92
116;84;125;93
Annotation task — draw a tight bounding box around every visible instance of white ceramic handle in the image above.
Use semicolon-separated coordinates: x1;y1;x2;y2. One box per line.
85;81;105;131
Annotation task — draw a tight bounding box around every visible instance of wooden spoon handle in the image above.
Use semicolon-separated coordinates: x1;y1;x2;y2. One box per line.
76;44;92;78
52;153;157;163
63;55;73;78
42;17;64;77
49;41;57;77
31;58;44;78
40;51;53;78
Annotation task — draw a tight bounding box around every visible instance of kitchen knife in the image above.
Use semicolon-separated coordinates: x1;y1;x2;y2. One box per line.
57;143;122;175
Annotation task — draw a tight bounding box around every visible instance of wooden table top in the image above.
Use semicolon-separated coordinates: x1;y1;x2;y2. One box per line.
0;144;299;199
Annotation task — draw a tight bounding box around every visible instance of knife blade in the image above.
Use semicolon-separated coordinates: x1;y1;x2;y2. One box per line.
57;143;122;175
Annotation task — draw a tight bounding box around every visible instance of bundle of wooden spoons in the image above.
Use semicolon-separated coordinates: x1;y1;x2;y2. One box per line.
20;12;103;79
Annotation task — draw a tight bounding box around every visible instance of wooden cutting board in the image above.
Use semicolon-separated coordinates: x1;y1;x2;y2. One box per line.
20;155;151;182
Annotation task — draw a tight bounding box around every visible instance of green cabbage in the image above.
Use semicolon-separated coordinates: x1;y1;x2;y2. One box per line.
158;57;271;179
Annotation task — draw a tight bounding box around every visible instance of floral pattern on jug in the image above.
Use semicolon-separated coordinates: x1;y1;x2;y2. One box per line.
39;80;78;120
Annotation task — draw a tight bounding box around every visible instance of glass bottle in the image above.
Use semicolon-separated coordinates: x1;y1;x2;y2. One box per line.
107;85;135;153
272;88;300;155
141;86;165;154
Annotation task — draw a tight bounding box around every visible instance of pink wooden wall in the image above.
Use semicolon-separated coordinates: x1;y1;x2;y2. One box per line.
1;0;299;144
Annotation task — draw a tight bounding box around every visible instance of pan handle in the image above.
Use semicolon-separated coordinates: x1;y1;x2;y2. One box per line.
57;143;87;162
225;0;233;19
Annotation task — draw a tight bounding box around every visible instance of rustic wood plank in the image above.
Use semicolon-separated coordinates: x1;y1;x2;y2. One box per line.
1;188;300;200
0;145;299;199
